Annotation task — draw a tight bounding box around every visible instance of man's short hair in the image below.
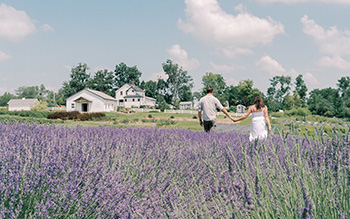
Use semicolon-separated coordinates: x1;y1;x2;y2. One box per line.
207;87;214;94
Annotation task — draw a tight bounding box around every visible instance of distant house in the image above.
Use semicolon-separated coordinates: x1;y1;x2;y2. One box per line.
8;98;39;111
66;88;117;113
236;104;246;113
179;101;193;110
115;83;156;108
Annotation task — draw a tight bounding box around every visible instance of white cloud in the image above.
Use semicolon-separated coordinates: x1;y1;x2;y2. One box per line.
40;24;54;32
0;50;12;61
304;72;320;86
301;15;350;70
317;56;350;70
209;62;235;73
148;71;169;81
167;44;200;70
257;0;350;4
177;1;284;58
0;3;36;41
256;55;319;85
256;55;287;76
301;15;350;57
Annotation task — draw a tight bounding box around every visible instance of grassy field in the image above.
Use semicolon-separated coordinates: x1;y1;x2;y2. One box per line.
1;109;349;138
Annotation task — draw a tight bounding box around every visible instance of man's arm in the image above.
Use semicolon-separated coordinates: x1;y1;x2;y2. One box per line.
221;108;234;121
198;111;203;126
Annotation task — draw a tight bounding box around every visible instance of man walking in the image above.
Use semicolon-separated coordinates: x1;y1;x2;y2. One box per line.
198;87;234;132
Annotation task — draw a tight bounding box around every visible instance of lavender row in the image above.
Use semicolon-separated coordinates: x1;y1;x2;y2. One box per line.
0;123;349;218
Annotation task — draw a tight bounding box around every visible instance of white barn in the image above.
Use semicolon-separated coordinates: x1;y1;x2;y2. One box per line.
8;99;39;111
115;83;156;108
66;88;117;113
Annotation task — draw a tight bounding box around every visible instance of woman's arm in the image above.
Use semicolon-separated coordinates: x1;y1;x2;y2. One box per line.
233;106;252;122
264;106;272;131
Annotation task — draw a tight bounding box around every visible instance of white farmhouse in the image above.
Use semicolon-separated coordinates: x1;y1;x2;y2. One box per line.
115;83;156;108
8;98;39;111
179;101;193;110
66;88;117;113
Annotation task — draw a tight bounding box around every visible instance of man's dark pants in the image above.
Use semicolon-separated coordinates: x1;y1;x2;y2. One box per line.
203;120;216;132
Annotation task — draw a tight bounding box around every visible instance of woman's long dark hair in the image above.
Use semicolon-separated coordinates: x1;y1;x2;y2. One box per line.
254;95;265;110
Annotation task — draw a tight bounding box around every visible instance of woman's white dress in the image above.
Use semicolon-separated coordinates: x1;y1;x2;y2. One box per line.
249;108;268;142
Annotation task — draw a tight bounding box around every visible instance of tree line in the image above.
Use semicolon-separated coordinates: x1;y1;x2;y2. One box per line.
1;60;349;118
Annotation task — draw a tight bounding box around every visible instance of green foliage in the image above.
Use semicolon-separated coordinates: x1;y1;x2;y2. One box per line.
47;111;105;121
201;72;227;103
148;114;153;118
192;115;197;119
285;108;311;117
87;69;115;97
0;108;50;118
170;115;175;119
0;92;16;107
0;115;62;124
156;119;177;127
31;100;48;111
307;88;340;117
61;63;90;99
114;62;142;89
162;59;193;105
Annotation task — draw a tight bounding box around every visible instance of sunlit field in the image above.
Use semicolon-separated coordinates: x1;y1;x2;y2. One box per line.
1;122;349;218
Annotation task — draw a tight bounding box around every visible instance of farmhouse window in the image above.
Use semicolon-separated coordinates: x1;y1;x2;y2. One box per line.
71;103;75;108
138;98;140;102
132;99;135;102
125;99;127;102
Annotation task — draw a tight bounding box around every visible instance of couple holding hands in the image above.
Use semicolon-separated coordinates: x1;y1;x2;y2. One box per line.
198;87;272;142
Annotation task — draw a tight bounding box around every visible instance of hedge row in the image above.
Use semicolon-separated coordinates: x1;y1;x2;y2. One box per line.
0;109;50;118
0;115;63;124
47;111;105;121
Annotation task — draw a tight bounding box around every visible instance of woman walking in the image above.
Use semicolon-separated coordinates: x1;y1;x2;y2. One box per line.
233;95;272;141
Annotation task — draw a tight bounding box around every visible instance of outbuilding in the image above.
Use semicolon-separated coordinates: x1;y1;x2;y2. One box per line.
7;98;39;111
66;88;117;113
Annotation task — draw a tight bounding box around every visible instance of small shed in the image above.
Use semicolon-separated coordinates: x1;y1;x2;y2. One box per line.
236;104;246;113
8;99;39;111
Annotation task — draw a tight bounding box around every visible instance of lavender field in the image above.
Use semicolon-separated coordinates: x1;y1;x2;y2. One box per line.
0;123;349;218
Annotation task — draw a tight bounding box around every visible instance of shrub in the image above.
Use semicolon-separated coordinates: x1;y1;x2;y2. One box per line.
285;108;311;117
192;115;197;119
47;111;105;121
148;114;153;118
170;115;175;119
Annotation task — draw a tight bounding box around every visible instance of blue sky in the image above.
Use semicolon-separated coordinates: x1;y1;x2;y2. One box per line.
1;0;350;96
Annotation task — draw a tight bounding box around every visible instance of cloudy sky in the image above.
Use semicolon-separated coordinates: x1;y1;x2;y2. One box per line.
1;0;350;95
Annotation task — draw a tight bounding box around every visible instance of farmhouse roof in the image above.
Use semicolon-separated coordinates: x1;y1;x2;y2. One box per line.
84;89;116;101
125;83;144;92
7;99;39;106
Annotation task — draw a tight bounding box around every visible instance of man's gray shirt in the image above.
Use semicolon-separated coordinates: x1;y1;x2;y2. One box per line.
198;94;224;121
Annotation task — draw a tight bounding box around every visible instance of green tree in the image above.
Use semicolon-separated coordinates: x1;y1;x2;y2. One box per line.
307;88;340;117
224;85;239;108
114;62;142;89
162;59;193;105
267;75;292;110
294;74;308;107
236;80;263;107
62;63;90;99
337;76;350;117
139;80;158;99
0;92;16;107
201;72;227;103
178;85;193;102
87;69;115;97
156;78;172;104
